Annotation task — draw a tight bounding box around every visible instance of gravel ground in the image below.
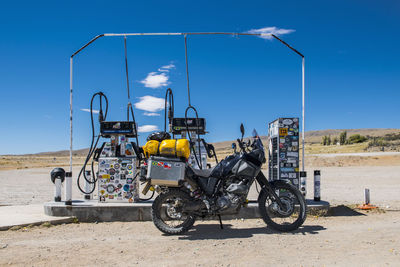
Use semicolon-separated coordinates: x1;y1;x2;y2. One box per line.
308;152;400;157
1;161;400;266
0;212;399;266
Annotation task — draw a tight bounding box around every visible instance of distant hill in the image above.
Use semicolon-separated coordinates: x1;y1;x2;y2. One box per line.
30;148;89;157
212;128;400;147
1;128;399;170
3;128;400;156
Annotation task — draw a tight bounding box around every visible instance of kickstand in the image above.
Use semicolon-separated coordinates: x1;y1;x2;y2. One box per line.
218;215;223;229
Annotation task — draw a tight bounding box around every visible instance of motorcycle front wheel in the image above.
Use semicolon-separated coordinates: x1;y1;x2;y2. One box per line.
151;189;196;235
258;181;307;232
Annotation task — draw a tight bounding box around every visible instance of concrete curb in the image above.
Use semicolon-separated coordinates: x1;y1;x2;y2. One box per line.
0;204;76;231
0;217;75;231
44;199;329;222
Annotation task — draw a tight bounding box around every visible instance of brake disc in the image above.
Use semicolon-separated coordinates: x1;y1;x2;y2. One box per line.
270;197;294;217
165;199;183;219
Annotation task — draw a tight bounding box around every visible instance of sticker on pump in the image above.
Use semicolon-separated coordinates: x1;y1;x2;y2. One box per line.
282;119;293;125
279;128;288;136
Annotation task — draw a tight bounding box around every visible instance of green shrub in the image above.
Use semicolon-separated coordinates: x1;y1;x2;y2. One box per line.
348;134;367;144
339;131;347;145
368;137;388;147
332;137;338;145
383;133;400;141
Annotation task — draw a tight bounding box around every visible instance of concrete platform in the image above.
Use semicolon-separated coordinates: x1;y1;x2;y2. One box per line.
44;199;329;222
0;205;74;231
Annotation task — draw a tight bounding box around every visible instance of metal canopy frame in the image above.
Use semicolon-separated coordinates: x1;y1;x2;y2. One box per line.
67;32;305;204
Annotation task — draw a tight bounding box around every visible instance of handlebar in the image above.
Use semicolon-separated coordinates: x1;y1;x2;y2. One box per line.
237;138;246;152
236;138;256;153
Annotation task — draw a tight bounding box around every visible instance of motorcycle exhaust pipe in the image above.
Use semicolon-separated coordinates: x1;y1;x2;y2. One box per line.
182;201;206;212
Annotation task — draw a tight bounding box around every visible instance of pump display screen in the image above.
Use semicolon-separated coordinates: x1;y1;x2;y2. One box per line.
171;118;206;134
100;121;137;137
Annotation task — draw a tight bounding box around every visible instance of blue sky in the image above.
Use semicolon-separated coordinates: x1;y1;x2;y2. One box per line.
0;0;399;154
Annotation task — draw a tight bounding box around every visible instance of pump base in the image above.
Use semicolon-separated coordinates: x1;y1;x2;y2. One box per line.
44;199;329;222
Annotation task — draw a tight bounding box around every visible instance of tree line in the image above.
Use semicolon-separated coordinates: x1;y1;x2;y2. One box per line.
321;131;367;146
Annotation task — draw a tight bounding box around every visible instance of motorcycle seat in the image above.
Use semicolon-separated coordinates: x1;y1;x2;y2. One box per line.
189;166;215;178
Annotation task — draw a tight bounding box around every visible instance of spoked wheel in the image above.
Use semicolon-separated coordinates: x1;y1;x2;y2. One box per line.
151;189;196;235
258;181;307;232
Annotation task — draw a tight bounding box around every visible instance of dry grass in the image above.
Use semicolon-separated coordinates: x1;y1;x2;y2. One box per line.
305;143;370;154
1;128;399;170
0;156;87;171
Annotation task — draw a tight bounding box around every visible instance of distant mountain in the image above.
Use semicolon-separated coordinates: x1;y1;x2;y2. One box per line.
32;148;89;157
4;128;400;156
212;128;400;148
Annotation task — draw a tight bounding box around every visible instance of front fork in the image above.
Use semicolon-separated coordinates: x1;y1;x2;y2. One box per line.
255;171;285;208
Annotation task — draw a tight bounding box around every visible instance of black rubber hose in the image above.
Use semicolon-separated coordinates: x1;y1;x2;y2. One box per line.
129;104;140;147
77;92;108;194
185;105;202;169
164;88;174;133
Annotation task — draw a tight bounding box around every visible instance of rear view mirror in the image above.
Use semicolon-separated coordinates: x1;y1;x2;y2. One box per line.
240;123;245;138
231;142;237;153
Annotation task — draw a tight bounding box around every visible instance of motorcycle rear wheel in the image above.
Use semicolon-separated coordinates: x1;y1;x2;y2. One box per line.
258;181;307;232
151;189;196;235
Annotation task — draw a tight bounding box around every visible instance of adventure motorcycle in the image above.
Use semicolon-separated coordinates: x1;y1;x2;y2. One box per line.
151;125;307;235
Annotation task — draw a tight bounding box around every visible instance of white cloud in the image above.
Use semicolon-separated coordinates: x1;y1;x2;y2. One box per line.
140;72;169;88
141;62;175;88
158;63;175;72
247;26;295;40
80;108;99;114
138;125;159;133
134;95;165;112
144;112;160;116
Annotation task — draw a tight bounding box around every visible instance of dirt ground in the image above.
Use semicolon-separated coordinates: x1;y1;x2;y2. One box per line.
0;211;399;266
0;153;399;266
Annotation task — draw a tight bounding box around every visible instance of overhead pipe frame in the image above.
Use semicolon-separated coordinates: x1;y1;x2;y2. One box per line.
67;32;305;205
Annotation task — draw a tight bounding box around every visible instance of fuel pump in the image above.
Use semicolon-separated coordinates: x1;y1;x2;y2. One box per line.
164;88;218;169
96;121;141;202
76;37;146;203
76;92;143;203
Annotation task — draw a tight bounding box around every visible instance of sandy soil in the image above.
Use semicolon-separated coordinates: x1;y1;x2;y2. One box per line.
301;166;400;209
0;212;399;266
0;167;93;206
0;152;399;266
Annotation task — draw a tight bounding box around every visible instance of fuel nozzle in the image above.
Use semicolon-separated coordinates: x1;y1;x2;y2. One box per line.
98;109;104;122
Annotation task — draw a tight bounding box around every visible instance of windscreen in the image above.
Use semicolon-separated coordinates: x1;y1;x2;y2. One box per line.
252;129;264;150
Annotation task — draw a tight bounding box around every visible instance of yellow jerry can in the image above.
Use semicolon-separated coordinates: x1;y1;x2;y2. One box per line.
142;140;160;158
159;139;190;159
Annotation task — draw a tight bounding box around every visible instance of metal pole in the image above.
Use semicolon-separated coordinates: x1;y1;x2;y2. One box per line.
302;57;305;171
67;31;306;194
66;56;73;205
365;188;370;205
184;35;191;107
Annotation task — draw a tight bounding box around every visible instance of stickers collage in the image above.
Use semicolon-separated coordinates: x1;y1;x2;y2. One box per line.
277;118;300;186
98;157;138;203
